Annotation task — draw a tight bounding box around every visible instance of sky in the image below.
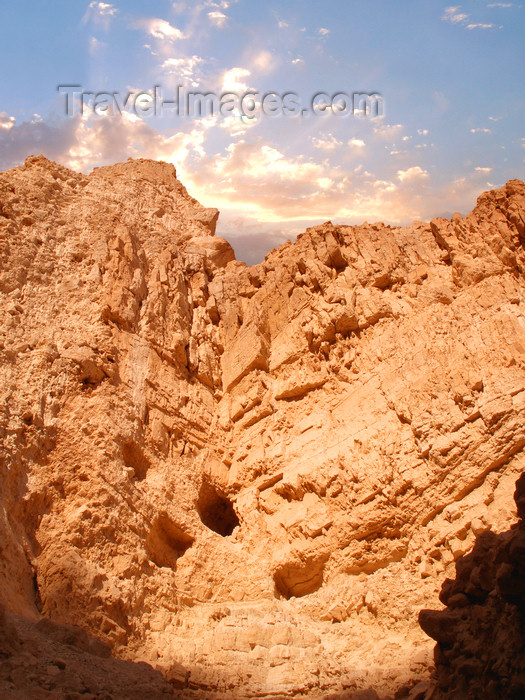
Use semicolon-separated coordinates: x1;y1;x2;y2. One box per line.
0;1;524;263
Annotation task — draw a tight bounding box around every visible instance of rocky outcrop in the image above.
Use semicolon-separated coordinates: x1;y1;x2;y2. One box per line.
1;155;525;697
420;473;525;699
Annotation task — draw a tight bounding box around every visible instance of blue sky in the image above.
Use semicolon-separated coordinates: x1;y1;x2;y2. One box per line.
0;1;524;262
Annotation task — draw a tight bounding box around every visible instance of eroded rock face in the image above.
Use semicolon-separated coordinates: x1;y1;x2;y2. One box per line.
420;473;525;699
1;155;525;697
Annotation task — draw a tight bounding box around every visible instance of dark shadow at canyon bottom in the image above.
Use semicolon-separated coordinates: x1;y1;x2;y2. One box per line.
0;606;183;698
419;472;525;700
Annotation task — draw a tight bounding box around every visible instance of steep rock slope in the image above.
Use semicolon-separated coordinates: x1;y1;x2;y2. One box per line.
1;155;525;697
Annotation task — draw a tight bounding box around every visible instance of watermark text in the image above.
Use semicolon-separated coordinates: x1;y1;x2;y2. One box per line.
57;85;384;121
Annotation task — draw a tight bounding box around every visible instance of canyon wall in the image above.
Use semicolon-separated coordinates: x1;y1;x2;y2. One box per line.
1;155;524;697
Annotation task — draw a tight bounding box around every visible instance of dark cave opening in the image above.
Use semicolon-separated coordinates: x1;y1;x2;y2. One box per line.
197;483;240;536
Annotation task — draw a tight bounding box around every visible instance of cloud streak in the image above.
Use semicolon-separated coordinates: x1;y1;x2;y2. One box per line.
442;6;469;23
441;5;504;29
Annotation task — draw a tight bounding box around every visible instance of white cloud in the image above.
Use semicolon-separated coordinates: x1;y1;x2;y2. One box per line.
251;50;278;74
0;111;208;179
171;0;232;13
212;142;321;181
278;19;289;29
319;27;331;35
206;0;231;8
187;140;356;221
93;2;116;15
348;138;366;148
0;112;15;130
162;56;203;86
291;57;304;66
373;123;403;139
208;10;228;26
83;2;118;31
372;179;397;193
442;6;469;23
475;166;493;173
312;134;343;151
134;18;184;40
222;67;251;92
397;166;429;183
66;113;207;174
183;138;445;227
417;128;429;136
441;5;502;30
317;177;333;190
84;1;118;20
487;3;514;7
470;127;492;134
219;116;253;138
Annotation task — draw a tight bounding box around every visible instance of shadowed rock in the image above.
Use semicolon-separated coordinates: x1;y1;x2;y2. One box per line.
419;473;525;699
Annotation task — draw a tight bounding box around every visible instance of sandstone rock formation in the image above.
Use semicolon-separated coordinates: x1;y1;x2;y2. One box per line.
1;155;525;697
420;472;525;699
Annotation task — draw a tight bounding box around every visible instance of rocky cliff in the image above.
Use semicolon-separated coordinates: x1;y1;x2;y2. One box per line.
1;155;524;698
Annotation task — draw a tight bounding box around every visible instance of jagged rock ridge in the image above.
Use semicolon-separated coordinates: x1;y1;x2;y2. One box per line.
1;155;525;698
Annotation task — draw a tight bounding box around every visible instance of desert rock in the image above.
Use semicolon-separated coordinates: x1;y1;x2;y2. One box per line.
1;155;525;697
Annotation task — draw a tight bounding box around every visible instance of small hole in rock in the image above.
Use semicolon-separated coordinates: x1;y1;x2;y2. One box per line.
33;571;42;612
146;514;194;569
273;557;326;599
122;441;150;480
197;483;239;536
